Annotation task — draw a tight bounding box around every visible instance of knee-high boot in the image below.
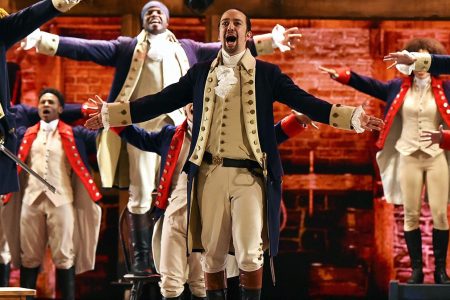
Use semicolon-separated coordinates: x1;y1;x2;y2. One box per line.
433;229;450;284
205;270;227;300
239;268;262;300
404;229;424;284
56;266;75;300
0;263;10;287
20;266;40;300
127;211;154;275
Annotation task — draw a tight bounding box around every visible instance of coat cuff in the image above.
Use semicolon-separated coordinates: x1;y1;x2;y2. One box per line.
253;34;275;56
440;130;450;150
329;104;356;130
280;114;305;137
334;69;352;85
108;102;132;127
414;52;432;72
110;127;125;135
52;0;80;12
37;32;59;56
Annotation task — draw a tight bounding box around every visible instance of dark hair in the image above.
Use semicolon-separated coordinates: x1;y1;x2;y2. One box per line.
404;38;447;55
38;88;65;108
219;8;252;32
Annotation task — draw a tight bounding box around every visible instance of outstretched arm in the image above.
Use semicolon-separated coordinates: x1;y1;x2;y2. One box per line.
0;0;80;49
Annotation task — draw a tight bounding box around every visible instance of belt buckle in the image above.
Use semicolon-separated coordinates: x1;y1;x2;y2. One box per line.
212;155;223;165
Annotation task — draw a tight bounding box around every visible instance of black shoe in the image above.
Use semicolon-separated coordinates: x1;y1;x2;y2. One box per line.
433;229;450;284
127;211;155;275
207;289;227;300
56;266;75;300
0;263;10;287
239;287;261;300
404;229;424;284
20;266;40;300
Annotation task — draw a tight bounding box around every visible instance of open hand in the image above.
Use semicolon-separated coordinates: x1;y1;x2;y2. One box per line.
84;95;105;129
420;125;443;148
281;27;302;49
383;51;417;69
291;110;318;129
359;111;384;132
318;66;339;79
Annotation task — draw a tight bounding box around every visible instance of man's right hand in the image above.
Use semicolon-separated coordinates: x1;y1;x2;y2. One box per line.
318;66;339;79
84;95;105;130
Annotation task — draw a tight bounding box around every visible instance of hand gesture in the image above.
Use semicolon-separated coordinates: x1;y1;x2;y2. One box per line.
84;95;105;130
291;110;318;129
383;51;417;69
359;110;384;132
420;125;443;148
280;27;302;49
318;66;339;79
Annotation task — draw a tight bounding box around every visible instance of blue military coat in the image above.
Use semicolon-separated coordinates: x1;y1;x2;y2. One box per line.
0;0;61;194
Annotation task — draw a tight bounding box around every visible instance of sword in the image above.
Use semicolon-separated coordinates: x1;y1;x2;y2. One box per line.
0;137;56;194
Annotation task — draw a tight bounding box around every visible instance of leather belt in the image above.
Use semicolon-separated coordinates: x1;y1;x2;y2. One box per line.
203;152;261;169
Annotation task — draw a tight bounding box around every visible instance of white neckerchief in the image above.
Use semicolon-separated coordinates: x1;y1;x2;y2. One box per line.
414;75;431;90
214;49;246;98
146;31;173;61
221;49;246;67
40;119;59;134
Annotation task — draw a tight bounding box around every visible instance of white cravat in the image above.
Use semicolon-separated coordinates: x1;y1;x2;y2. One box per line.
146;31;173;62
40;119;59;137
214;49;246;98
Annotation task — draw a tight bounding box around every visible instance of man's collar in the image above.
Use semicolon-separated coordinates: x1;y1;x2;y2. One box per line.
210;48;256;73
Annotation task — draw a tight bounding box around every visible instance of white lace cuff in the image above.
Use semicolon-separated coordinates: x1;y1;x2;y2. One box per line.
350;105;365;133
101;104;110;131
395;50;417;75
272;24;290;53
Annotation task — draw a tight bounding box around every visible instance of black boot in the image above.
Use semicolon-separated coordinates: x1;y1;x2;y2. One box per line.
433;229;450;284
0;263;10;287
127;211;154;275
20;266;40;300
239;288;261;300
56;266;75;300
205;271;227;300
239;268;262;300
404;229;424;284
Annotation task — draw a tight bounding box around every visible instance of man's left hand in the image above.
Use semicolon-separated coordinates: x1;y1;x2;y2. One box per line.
280;27;302;49
359;112;384;132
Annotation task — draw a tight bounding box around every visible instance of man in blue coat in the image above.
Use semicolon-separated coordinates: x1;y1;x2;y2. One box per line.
86;8;384;299
0;0;80;196
28;0;300;275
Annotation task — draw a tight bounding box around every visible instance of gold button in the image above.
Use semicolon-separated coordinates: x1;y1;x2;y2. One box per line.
250;110;255;114
201;126;206;131
121;110;127;115
250;120;255;124
252;130;256;134
208;77;213;82
225;99;229;103
248;100;254;105
170;146;175;150
205;107;209;112
248;80;254;84
207;88;211;92
205;97;210;102
223;115;227;119
332;113;339;118
221;132;225;135
256;149;261;153
222;123;226;127
336;104;342;107
333;123;338;127
163;169;168;173
220;141;225;144
248;90;254;95
220;149;224;153
254;140;258;145
193;154;199;159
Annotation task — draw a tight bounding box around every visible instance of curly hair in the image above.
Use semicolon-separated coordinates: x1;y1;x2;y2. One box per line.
404;38;447;55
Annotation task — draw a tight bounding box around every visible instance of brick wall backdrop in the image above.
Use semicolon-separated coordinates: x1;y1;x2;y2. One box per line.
6;16;450;298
